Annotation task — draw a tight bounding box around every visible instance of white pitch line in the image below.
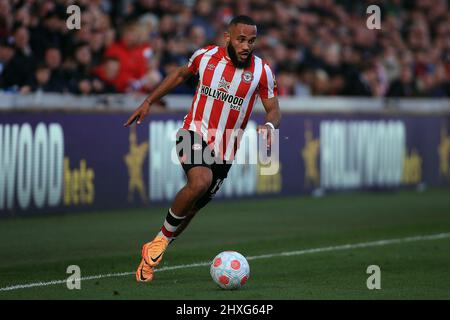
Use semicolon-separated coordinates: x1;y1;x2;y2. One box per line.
0;232;449;292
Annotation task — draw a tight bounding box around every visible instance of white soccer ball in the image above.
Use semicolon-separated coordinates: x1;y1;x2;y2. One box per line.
210;251;250;290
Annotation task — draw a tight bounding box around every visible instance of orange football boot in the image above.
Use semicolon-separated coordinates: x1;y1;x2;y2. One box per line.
136;258;154;282
141;236;170;267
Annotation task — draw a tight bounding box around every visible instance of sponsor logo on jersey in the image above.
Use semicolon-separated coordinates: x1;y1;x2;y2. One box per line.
218;77;231;92
200;84;244;111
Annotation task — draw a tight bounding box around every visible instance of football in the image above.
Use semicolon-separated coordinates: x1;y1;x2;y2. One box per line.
210;251;250;289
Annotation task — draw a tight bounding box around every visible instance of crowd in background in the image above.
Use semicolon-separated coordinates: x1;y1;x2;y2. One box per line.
0;0;449;97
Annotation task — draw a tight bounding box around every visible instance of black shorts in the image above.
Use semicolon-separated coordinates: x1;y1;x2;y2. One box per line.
176;129;232;209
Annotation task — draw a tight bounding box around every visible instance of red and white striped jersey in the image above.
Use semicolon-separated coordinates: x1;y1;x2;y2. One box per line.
182;45;278;160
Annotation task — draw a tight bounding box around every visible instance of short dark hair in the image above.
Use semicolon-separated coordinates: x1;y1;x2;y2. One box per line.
228;15;256;27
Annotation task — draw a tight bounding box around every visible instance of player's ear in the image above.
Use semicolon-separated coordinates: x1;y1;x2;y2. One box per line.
224;31;230;43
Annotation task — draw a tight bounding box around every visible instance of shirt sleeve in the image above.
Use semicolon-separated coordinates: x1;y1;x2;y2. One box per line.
258;62;278;99
187;45;214;74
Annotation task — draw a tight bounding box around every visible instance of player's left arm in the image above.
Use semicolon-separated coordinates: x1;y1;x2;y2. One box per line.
259;96;281;129
257;61;281;140
257;97;281;146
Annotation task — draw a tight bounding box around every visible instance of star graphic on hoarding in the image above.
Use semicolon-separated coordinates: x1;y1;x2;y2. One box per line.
402;148;422;185
124;127;149;203
301;122;320;188
438;124;450;179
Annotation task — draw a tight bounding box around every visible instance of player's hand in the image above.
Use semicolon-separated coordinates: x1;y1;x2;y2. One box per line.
257;124;273;152
124;100;150;127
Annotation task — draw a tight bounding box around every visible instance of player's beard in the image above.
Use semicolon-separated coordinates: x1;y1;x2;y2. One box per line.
227;43;252;69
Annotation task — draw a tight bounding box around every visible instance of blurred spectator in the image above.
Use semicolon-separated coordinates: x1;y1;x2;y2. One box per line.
343;63;378;96
419;62;450;97
104;21;158;92
29;11;64;60
2;25;35;90
387;66;417;97
191;0;216;41
0;38;14;88
0;0;13;38
65;42;93;93
44;46;66;92
188;25;207;51
0;0;448;97
295;66;314;97
93;56;120;93
21;63;54;93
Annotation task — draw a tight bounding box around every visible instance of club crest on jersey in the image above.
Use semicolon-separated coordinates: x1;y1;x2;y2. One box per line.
218;77;231;92
242;71;253;84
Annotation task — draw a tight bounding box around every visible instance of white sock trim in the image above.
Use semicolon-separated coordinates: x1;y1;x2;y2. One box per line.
169;208;186;220
163;221;177;232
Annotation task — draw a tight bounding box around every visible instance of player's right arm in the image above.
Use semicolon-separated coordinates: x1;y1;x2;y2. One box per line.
124;65;193;127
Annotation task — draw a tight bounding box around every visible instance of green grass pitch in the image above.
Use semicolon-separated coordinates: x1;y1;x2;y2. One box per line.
0;188;449;300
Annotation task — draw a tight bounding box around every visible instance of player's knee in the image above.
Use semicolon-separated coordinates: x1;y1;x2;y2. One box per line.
188;173;212;197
